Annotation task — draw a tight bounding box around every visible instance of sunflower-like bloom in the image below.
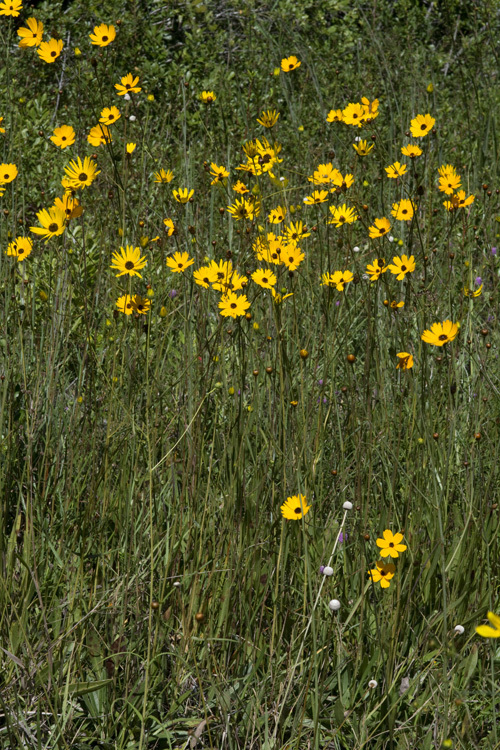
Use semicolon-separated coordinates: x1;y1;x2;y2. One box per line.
6;236;32;261
352;139;374;155
126;143;136;154
218;292;250;318
327;204;358;227
256;109;279;128
331;270;353;291
438;163;458;178
18;16;43;46
89;23;116;47
228;270;248;292
366;258;387;281
388;300;404;309
391;199;415;221
308;163;337;185
232;180;248;194
282;243;304;271
172;187;194;203
283;220;310;243
30;207;66;242
131;295;151;314
252;268;277;289
439;173;461;195
209;163;229;185
463;284;483;298
443;190;474;211
163;218;175;236
280;494;310;520
342;102;366;127
385;161;407;179
361;96;379;121
37;38;63;63
396;352;413;370
376;530;407;558
50;125;75;149
368;560;396;588
0;163;18;184
421;320;459;346
193;265;218;289
303;190;329;205
227;198;257;220
401;144;422;158
281;56;301;72
387;254;415;280
326;109;344;123
64;156;100;189
116;294;135;315
409;113;435;138
154;169;174;183
115;73;141;96
99;106;120;125
110;245;147;278
0;0;22;16
88;124;112;147
368;217;391;239
199;91;216;103
166;251;194;273
476;611;500;638
53;194;79;218
268;206;286;223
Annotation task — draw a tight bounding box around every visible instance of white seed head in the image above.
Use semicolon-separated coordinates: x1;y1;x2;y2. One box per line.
343;501;353;510
353;246;360;252
328;599;341;611
454;624;465;635
129;115;136;122
173;581;181;588
124;93;131;101
368;679;378;689
323;566;334;576
388;235;394;242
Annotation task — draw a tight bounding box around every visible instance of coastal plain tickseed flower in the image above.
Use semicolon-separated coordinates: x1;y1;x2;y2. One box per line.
252;268;277;289
443;190;474;210
115;73;141;95
391;199;415;221
343;102;365;126
396;352;413;370
0;163;18;184
366;258;387;281
328;270;354;291
464;284;483;298
30;207;66;242
199;91;216;103
227;197;257;220
218;291;250;318
210;259;233;290
173;187;194;203
110;245;147;278
368;560;396;588
421;320;459;346
50;125;75;149
6;236;32;261
116;294;151;315
331;171;354;190
100;106;120;125
327;204;358;227
88;124;112;146
410;113;435;137
166;251;194;273
283;220;310;243
53;194;79;218
282;244;304;271
209;163;229;185
17;16;43;46
280;494;310;519
439;173;461;195
368;217;391;238
303;189;329;205
37;38;63;63
227;269;248;291
308;162;337;185
126;143;136;154
232;180;248;194
401;144;422;158
385;161;407;179
257;109;279;127
193;265;217;288
387;254;415;280
163;218;175;236
376;530;407;558
281;55;301;72
326;108;344;123
154;169;174;183
64;156;100;189
89;23;116;47
268;206;286;223
476;611;500;638
353;139;374;155
0;0;22;16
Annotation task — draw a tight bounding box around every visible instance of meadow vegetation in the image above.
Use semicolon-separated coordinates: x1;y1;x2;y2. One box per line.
1;0;500;747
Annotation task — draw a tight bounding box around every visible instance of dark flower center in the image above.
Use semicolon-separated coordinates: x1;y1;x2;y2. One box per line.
402;209;408;214
294;507;301;514
381;570;388;576
48;223;58;232
125;261;135;269
79;172;87;181
389;542;394;547
421;124;427;130
62;136;67;140
137;304;144;311
177;263;183;268
339;215;345;222
353;113;358;119
439;334;448;341
401;265;407;271
102;36;108;41
51;51;56;57
4;174;9;179
262;277;268;283
230;303;237;309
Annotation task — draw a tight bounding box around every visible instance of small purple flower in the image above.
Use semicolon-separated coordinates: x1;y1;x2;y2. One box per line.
335;300;340;307
323;396;327;404
319;565;325;574
169;289;178;298
318;379;324;387
475;276;482;286
338;532;347;543
492;247;497;255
